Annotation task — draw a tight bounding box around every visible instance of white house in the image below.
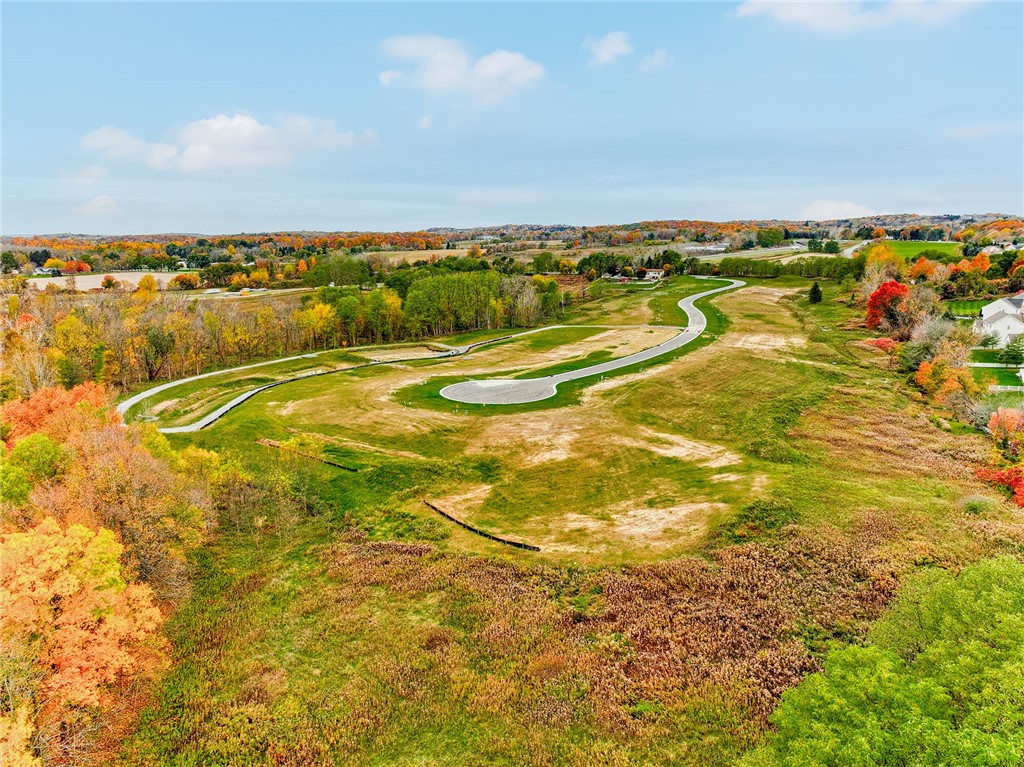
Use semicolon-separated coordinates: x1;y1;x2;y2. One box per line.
976;292;1024;346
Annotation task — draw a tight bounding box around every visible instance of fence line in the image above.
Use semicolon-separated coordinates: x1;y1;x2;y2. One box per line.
421;499;540;552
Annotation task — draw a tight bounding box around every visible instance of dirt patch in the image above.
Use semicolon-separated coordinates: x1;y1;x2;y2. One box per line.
149;397;180;415
725;333;807;351
364;346;439;363
433;484;493;514
710;472;743;483
469;413;583;465
285;428;428;461
620;426;741;468
553;501;725;543
275;400;301;417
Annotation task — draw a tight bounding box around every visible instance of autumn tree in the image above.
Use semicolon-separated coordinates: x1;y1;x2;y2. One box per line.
865;280;911;337
988;408;1024;457
0;519;164;764
907;257;937;281
0;382;112;447
969;252;991;274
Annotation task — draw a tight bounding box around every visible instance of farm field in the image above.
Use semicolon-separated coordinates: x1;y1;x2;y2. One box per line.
112;275;1021;766
884;240;962;259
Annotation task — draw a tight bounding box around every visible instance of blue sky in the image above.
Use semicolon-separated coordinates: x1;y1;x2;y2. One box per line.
2;1;1022;234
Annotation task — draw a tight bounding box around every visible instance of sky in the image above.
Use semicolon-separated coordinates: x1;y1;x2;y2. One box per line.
2;1;1022;235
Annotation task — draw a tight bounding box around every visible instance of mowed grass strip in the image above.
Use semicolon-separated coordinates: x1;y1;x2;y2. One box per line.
944;299;987;317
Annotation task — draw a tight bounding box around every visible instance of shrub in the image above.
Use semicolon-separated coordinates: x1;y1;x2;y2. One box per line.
168;273;200;290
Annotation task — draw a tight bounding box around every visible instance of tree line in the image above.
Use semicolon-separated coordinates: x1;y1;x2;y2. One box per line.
0;271;572;397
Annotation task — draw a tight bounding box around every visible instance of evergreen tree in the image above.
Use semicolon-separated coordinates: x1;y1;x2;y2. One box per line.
808;282;823;304
998;336;1024;366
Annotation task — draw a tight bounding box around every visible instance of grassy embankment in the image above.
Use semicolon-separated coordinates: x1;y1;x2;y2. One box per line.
115;273;1024;767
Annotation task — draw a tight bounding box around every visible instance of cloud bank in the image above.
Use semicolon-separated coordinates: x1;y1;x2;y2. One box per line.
82;113;370;172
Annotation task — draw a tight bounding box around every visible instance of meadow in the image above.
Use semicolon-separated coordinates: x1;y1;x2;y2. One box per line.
113;273;1023;766
884;240;962;260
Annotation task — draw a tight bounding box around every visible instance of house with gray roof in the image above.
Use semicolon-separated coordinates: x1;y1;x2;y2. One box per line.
976;292;1024;346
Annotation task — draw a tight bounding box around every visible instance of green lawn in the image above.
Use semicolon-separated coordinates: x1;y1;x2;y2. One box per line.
883;240;962;260
972;367;1024;387
944;299;987;317
971;348;1004;364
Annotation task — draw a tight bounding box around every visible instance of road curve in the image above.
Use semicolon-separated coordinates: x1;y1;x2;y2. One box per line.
118;277;743;431
439;276;744;405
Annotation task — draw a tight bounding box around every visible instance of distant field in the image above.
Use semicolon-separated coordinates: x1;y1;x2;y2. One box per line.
884;241;962;260
26;270;192;290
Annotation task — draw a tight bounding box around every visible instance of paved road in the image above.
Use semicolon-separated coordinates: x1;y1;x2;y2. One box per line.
119;277;743;430
116;351;324;418
439;277;744;405
842;240;869;257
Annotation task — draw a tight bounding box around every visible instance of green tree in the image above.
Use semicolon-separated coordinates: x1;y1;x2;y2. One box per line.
748;557;1024;767
757;227;785;248
998;337;1024;366
808;282;823;304
143;327;176;380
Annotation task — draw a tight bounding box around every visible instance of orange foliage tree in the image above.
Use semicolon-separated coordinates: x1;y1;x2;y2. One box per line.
0;382;113;447
970;252;991;274
989;408;1024;457
906;257;937;281
0;519;163;763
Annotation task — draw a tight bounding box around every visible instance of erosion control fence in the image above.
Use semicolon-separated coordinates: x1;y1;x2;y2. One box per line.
421;499;540;552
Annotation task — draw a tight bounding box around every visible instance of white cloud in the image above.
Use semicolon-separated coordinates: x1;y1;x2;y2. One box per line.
800;199;878;220
638;48;673;72
418;114;433;130
68;164;109;183
583;32;633;66
945;120;1021;140
736;1;983;33
455;188;544;207
82;113;370;172
379;35;543;101
76;195;122;216
82;126;177;168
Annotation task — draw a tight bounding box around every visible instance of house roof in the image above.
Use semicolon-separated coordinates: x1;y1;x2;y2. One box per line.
987;297;1024;311
984;311;1024;327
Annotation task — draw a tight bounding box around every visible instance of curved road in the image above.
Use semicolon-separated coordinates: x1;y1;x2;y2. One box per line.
119;276;743;431
439;276;744;405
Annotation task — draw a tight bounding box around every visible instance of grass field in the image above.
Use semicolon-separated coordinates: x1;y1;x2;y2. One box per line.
945;299;987;316
972;366;1024;387
114;273;1024;767
883;240;962;260
971;348;1005;364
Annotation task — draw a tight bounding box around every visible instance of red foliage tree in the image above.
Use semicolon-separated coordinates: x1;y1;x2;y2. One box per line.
865;280;910;331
